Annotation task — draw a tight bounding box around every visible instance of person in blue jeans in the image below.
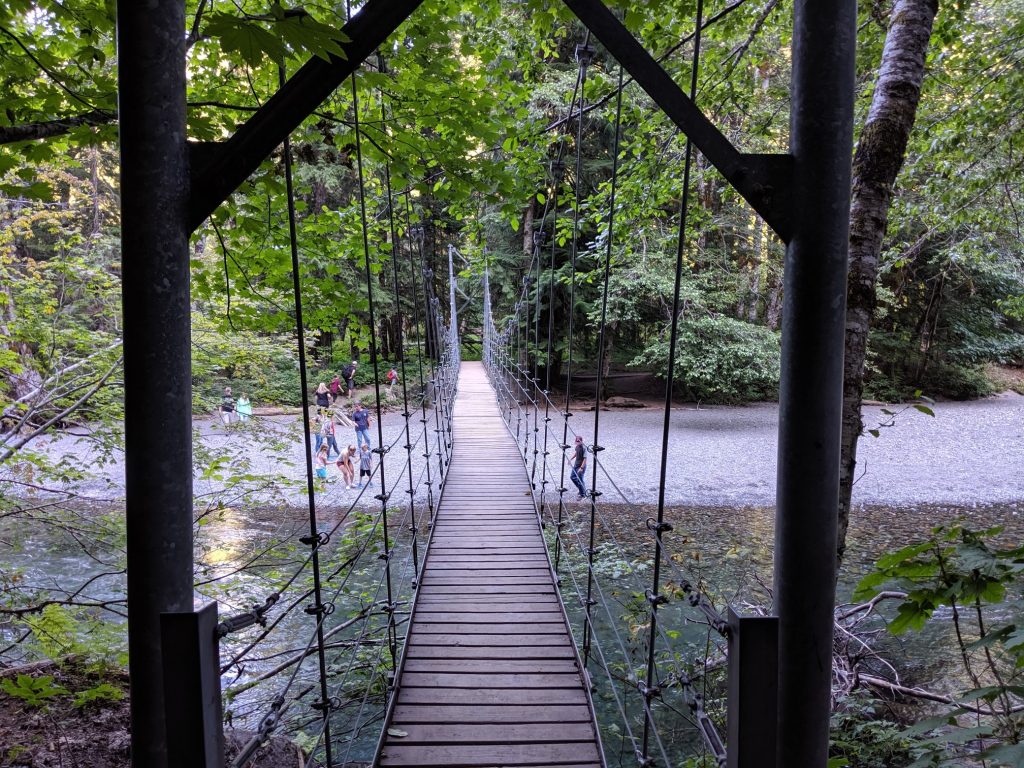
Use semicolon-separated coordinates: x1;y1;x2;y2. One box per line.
570;434;588;499
351;402;372;449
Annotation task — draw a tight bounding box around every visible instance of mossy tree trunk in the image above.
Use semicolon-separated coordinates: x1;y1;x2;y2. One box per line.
838;0;939;566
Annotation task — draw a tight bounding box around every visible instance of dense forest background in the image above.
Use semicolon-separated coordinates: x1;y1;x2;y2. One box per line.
1;1;1023;766
1;0;1021;431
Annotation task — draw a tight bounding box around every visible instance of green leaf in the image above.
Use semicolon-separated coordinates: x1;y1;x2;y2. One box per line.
912;403;935;416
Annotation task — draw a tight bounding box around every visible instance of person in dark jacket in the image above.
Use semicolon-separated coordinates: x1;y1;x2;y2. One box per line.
570;435;588;499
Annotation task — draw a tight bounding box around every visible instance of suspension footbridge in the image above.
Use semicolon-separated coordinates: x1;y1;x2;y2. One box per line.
377;362;603;767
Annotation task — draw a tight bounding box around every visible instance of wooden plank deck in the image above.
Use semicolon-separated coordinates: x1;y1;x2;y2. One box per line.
377;362;603;768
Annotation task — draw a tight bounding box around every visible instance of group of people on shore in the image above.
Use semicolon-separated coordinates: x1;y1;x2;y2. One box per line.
219;387;252;425
216;360;402;492
313;401;375;489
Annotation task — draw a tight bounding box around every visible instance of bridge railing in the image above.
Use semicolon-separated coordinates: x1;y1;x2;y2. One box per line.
164;260;460;768
482;269;779;768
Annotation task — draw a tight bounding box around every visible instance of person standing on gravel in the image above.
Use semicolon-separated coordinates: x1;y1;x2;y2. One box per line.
220;386;236;426
341;360;358;399
570;435;588;499
329;374;341;403
351;402;372;449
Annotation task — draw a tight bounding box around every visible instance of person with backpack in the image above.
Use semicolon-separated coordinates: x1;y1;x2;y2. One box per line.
386;366;399;396
341;360;357;399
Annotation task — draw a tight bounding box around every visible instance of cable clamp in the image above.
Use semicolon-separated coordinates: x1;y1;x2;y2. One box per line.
637;680;662;700
586;547;598;557
401;411;412;418
378;548;393;562
304;600;335;617
645;589;669;608
310;696;343;713
374;491;391;503
380;601;400;615
372;445;389;456
300;531;331;547
590;489;603;498
216;592;280;637
645;518;673;534
591;443;604;453
633;749;656;768
405;487;415;496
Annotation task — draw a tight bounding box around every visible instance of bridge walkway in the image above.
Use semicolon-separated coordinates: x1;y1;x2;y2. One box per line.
377;361;603;768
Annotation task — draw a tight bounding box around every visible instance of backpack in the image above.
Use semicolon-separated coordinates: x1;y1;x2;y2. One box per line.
387;369;397;382
342;364;355;380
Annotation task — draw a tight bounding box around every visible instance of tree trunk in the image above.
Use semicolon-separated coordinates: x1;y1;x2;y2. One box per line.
838;0;938;566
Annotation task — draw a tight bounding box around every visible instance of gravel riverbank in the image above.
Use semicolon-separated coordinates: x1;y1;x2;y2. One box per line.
14;390;1024;509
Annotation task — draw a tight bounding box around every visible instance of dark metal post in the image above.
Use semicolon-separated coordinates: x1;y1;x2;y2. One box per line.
726;610;778;768
117;3;193;767
774;2;855;766
161;604;225;768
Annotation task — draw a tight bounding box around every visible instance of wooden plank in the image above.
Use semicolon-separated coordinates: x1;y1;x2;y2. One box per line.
403;659;579;674
411;614;565;626
391;704;592;724
384;722;596;744
399;672;582;689
403;644;576;659
394;687;589;705
379;743;602;766
410;623;566;635
379;362;600;768
405;633;569;647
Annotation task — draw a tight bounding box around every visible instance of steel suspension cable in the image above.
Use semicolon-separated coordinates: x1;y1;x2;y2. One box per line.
346;28;398;674
376;52;422;587
556;34;593;572
403;202;438;527
582;62;625;670
643;0;707;762
277;63;334;768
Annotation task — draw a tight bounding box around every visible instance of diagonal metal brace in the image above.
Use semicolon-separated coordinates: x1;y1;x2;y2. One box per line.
561;0;794;242
187;0;427;231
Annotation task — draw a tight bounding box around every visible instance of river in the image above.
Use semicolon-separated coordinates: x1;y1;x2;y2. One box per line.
2;393;1023;764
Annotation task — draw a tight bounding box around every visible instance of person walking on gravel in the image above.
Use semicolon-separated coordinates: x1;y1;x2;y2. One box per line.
220;386;236;426
341;360;358;399
570;435;588;499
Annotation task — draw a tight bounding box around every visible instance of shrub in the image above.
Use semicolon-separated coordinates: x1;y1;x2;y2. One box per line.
631;315;781;403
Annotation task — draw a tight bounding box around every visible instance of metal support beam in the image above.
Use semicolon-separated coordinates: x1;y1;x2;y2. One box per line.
187;0;425;231
774;2;855;766
117;2;193;766
161;604;225;768
727;610;778;768
561;0;794;242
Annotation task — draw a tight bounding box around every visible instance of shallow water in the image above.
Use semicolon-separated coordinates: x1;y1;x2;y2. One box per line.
3;498;1021;764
